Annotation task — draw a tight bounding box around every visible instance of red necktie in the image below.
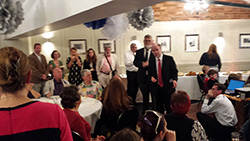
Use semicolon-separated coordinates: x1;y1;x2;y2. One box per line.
158;59;164;87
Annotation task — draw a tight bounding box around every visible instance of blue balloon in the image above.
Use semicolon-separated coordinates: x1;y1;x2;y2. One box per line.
84;18;107;30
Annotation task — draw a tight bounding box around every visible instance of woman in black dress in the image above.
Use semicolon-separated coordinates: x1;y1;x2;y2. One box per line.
83;48;98;81
199;44;222;71
66;47;83;86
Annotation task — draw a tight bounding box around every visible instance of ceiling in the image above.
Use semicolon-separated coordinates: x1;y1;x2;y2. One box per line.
7;0;250;39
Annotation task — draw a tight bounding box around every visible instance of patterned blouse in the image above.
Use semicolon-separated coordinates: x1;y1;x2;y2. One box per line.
78;80;103;100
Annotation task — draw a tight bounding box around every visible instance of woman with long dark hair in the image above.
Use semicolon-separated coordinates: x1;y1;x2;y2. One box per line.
83;48;98;81
199;44;221;71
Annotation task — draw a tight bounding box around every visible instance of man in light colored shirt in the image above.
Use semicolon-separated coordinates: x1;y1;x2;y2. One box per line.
28;43;49;96
78;69;102;100
197;83;238;140
44;68;69;98
96;45;119;87
124;43;139;104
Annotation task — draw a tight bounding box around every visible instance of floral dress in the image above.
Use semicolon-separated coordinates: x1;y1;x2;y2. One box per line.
66;56;83;86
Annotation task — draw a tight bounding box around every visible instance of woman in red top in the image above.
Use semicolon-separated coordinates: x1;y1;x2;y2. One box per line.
60;85;104;141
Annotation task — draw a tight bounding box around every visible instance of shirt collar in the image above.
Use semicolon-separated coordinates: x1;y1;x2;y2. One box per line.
34;52;40;56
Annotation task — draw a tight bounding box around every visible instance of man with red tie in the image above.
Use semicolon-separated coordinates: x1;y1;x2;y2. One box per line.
149;43;178;114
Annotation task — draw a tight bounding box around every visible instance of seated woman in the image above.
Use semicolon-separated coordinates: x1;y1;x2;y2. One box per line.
165;90;207;141
60;85;104;141
139;110;176;141
0;47;72;140
93;77;137;140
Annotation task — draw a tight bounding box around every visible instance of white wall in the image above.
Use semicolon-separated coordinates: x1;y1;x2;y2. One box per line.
2;19;250;74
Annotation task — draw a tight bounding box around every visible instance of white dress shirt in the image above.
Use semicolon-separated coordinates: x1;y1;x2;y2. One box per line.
124;50;138;72
201;94;238;127
34;52;42;63
155;53;163;77
144;48;151;61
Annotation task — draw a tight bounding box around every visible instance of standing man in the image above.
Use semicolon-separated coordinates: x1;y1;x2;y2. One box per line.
124;43;139;104
149;43;178;114
44;68;70;98
133;34;154;112
96;45;119;88
197;83;238;140
28;43;49;96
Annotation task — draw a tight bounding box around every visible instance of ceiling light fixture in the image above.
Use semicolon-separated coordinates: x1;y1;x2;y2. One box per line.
184;0;209;14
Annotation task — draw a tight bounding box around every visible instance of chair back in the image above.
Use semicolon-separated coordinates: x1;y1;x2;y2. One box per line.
116;105;139;131
197;74;205;92
72;131;84;141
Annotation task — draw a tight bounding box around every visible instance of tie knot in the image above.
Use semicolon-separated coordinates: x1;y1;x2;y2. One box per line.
158;58;160;61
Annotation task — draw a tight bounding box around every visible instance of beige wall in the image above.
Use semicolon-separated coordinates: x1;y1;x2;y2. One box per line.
2;19;250;74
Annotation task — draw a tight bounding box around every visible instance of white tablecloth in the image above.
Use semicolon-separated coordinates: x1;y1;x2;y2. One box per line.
176;72;249;100
37;96;102;133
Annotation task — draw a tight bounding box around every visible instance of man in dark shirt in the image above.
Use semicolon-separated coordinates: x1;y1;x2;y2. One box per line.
44;68;70;97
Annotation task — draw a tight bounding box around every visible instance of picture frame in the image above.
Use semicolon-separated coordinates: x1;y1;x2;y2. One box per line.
185;34;199;52
156;35;171;52
98;39;116;53
69;39;87;54
239;34;250;48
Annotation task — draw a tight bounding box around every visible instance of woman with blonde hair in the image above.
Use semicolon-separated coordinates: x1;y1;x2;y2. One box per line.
0;47;72;140
199;44;221;71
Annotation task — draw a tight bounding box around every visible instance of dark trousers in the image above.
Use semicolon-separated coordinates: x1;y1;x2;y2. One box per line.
153;85;172;114
197;112;235;141
126;71;139;105
139;75;150;112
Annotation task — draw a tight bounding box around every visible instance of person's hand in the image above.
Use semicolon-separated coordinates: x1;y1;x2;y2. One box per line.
173;80;177;88
206;89;213;98
75;54;79;60
165;129;176;141
93;135;105;141
151;77;157;83
41;74;47;80
45;92;52;98
90;68;95;71
142;61;149;68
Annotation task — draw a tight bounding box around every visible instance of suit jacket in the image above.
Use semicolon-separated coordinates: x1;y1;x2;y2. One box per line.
28;53;49;83
133;48;153;84
44;78;70;96
96;54;119;77
149;54;178;94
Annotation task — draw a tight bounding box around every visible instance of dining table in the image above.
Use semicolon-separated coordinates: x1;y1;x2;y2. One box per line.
176;72;249;100
37;96;102;133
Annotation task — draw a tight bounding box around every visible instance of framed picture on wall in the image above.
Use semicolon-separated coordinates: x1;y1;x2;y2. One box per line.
69;39;87;54
156;35;171;52
185;34;199;52
98;39;116;53
239;34;250;48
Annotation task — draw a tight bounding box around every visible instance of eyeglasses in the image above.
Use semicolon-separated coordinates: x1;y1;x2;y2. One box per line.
144;40;152;42
144;110;163;135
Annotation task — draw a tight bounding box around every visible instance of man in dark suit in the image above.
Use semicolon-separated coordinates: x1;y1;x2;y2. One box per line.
133;34;153;112
149;43;178;114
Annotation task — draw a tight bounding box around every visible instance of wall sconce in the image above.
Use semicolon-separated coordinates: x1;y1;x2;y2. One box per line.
213;32;225;54
42;32;54;39
42;32;55;56
130;35;142;49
